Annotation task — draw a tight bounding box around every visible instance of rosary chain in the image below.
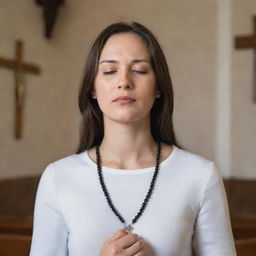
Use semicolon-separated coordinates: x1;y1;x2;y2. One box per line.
96;141;161;227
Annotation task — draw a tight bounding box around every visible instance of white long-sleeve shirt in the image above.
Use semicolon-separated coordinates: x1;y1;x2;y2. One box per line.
29;145;237;256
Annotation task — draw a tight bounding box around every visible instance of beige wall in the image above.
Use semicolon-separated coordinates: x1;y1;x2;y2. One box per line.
231;0;256;179
0;0;253;180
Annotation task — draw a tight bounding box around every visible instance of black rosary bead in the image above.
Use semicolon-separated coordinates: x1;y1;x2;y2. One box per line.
96;141;161;230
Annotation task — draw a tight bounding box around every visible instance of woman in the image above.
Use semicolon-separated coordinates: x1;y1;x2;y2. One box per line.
29;22;237;256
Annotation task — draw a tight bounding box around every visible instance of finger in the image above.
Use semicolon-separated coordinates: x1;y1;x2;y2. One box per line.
118;233;140;249
109;229;128;242
133;252;144;256
125;239;144;255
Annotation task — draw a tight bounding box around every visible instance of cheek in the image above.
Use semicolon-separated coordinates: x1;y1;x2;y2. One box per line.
94;77;111;97
94;79;113;112
140;78;157;97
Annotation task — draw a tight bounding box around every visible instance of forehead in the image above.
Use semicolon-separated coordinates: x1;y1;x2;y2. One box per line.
100;32;150;60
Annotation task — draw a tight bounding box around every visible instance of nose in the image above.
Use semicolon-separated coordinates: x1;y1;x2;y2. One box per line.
117;70;133;90
118;83;131;90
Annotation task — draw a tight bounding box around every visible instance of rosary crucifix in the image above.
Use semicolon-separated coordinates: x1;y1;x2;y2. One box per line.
0;40;41;139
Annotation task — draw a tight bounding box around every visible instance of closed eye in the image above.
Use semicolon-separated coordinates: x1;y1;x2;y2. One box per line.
133;70;148;74
103;71;116;75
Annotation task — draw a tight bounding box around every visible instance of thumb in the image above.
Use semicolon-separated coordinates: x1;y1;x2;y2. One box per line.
110;229;128;242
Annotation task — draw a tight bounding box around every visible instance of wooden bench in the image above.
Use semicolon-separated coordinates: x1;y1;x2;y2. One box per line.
0;234;31;256
235;237;256;256
231;218;256;240
0;176;39;218
0;217;33;236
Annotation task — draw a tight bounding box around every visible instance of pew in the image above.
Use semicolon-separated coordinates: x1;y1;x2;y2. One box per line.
231;218;256;255
0;217;32;236
235;237;256;256
0;176;37;255
231;218;256;240
0;234;31;256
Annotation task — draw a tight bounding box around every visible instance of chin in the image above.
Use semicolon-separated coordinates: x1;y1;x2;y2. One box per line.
107;112;149;125
113;116;138;124
103;107;151;124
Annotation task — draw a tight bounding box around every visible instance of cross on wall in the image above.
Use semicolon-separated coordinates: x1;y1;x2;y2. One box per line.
235;16;256;103
0;40;41;139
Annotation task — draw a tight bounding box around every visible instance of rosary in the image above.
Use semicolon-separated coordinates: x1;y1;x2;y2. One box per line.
96;141;161;233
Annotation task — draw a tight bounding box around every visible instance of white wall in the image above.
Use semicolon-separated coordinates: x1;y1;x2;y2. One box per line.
0;0;254;179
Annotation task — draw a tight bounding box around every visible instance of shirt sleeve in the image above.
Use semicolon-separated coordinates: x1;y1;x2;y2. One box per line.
29;164;69;256
192;163;237;256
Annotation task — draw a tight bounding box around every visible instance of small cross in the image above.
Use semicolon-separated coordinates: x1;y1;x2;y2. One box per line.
0;40;41;139
123;224;134;233
235;16;256;103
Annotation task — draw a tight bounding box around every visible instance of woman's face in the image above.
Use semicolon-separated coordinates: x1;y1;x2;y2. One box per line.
94;32;159;125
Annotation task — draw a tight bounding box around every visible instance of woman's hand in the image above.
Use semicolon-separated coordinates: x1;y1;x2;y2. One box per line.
99;229;153;256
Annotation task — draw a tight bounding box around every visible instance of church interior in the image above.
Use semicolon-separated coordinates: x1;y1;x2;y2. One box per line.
0;0;256;255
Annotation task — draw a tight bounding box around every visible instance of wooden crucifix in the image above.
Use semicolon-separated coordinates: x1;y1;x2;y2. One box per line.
0;40;41;139
35;0;64;39
235;16;256;103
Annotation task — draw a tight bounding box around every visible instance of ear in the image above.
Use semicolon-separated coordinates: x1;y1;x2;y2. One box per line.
155;90;161;98
92;91;96;99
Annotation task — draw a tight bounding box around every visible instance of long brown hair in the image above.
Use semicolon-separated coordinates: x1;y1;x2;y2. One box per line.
76;22;181;153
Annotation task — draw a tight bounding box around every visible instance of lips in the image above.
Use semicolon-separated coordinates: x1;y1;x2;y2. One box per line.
113;96;136;102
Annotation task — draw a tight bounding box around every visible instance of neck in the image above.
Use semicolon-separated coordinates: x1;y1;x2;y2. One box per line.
99;119;157;169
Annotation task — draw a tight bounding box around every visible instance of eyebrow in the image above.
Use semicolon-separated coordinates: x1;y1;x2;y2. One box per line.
99;59;149;65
